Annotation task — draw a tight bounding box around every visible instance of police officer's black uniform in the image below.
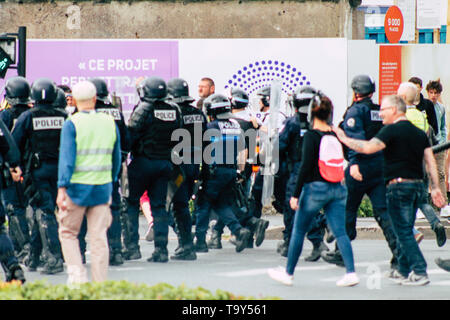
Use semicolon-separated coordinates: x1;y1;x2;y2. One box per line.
166;78;206;260
193;94;252;253
126;77;182;262
207;89;269;250
12;78;67;274
0;76;33;264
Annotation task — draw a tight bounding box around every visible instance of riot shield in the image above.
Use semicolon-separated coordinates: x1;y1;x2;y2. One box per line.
261;80;281;207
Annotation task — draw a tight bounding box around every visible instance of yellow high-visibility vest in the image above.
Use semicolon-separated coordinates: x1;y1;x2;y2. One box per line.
70;111;116;185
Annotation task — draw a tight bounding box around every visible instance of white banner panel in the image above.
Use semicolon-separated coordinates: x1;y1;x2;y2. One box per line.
178;38;348;125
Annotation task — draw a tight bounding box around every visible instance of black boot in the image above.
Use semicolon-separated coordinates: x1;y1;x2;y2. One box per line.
432;222;447;247
109;249;124;266
124;244;141;260
321;249;345;267
305;242;329;262
207;230;223;249
147;247;169;263
171;243;197;261
435;257;450;272
194;236;209;253
41;256;64;275
277;240;289;257
248;217;269;247
234;228;251;253
6;264;26;283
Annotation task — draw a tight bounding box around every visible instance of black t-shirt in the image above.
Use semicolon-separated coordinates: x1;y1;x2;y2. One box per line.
293;129;336;198
375;120;430;182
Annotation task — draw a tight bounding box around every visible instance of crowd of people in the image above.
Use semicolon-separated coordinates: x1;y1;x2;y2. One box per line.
0;72;449;288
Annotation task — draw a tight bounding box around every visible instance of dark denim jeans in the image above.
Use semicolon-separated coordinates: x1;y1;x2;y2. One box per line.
386;182;428;277
286;181;355;275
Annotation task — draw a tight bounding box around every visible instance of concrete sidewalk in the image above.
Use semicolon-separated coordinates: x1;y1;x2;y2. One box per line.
262;213;450;240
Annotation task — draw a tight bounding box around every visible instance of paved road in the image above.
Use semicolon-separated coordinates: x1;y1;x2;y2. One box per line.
23;216;450;300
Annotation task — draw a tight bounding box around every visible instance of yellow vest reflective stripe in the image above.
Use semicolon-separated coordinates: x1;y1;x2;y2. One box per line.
70;111;117;185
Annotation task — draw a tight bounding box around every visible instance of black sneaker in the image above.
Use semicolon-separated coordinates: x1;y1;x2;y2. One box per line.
305;242;329;262
321;250;345;267
147;248;169;263
435;257;450;272
235;228;251;253
433;222;447;247
254;219;269;247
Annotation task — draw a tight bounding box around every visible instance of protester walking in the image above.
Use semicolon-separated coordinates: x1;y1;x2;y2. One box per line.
56;80;121;284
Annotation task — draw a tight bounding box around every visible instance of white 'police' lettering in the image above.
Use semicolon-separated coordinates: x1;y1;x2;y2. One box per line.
218;119;241;134
97;108;121;120
183;114;204;125
154;110;176;121
32;117;65;130
371;110;382;121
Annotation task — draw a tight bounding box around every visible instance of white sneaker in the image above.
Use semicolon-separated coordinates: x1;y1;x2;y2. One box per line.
267;266;293;286
336;272;359;287
440;206;450;218
416;209;425;219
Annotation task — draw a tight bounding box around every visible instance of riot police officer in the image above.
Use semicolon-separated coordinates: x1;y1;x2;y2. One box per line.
278;86;329;259
193;93;252;253
0;76;33;264
0;110;26;283
166;77;207;260
322;75;399;272
12;78;67;274
207;88;269;250
89;78;130;265
249;86;287;222
126;76;182;262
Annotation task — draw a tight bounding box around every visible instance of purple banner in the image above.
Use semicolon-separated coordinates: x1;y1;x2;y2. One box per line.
23;40;178;114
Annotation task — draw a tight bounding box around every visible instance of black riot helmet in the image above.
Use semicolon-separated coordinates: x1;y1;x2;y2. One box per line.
89;78;110;103
4;76;32;106
31;78;57;104
293;85;317;114
351;74;376;96
204;93;232;117
230;88;249;110
137;76;167;103
167;78;194;104
257;86;271;108
53;87;68;109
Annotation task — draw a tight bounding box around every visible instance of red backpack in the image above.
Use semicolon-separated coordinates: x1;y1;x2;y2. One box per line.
317;131;345;183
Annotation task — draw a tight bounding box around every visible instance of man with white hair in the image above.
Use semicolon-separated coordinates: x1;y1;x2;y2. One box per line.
56;80;121;283
397;82;446;247
333;94;445;286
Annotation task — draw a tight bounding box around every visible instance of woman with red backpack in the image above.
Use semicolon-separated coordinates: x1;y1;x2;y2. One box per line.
267;94;359;287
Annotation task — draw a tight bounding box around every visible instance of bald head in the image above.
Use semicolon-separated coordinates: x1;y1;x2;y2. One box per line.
72;81;97;111
397;82;418;105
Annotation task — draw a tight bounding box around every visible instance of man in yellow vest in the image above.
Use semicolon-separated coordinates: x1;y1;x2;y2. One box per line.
56;81;121;283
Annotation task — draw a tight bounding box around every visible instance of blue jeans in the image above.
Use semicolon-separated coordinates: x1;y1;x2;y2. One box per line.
386;182;428;277
286;181;355;275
